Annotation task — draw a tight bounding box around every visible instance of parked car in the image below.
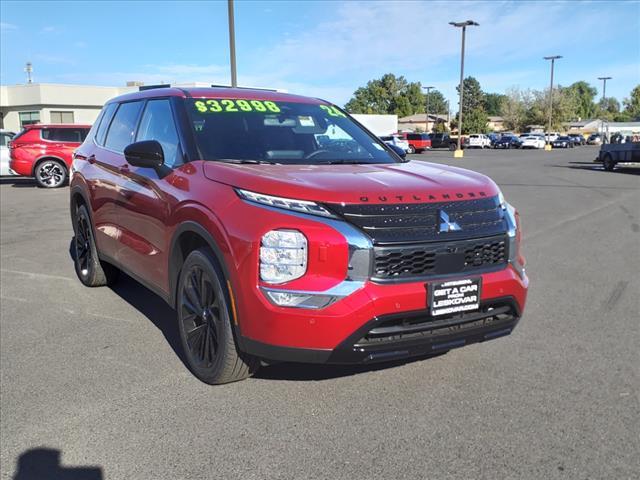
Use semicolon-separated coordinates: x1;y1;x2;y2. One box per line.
544;132;560;142
520;135;546;149
70;86;528;384
9;124;91;188
404;133;432;153
568;134;586;146
466;134;492;149
493;135;522;149
487;133;501;146
551;136;574;148
587;133;602;145
0;129;16;176
380;134;410;153
428;133;458;150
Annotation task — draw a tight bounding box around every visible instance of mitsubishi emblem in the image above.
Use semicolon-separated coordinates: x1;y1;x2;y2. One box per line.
439;210;461;233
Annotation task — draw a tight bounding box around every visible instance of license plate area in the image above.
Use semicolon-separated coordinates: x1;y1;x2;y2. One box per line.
429;278;482;317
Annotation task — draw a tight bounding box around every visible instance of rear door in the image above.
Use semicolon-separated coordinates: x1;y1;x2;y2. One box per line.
41;127;88;167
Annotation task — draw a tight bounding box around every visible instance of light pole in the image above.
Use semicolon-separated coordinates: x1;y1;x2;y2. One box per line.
598;76;611;143
422;86;434;133
543;55;562;150
598;76;612;103
228;0;238;87
450;20;479;158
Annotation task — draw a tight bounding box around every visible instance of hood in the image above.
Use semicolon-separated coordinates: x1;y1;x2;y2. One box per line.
202;160;499;205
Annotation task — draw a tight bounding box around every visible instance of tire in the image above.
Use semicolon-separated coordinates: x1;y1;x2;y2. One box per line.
35;159;67;188
73;204;119;287
449;143;457;151
177;248;259;384
408;145;415;154
602;154;616;171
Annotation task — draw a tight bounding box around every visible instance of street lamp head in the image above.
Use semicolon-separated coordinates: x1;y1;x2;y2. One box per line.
449;20;479;27
422;86;435;90
598;76;612;81
543;55;563;60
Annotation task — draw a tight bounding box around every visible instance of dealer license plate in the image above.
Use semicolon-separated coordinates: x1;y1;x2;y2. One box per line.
429;278;481;317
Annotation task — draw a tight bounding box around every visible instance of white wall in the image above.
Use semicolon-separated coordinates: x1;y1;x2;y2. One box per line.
352;114;398;136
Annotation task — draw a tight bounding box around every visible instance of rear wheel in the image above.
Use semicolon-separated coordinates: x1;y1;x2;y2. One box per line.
407;145;415;154
35;159;67;188
177;248;259;384
73;205;119;287
449;143;456;151
602;154;616;171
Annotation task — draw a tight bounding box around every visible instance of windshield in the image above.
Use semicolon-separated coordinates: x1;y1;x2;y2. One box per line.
187;98;399;164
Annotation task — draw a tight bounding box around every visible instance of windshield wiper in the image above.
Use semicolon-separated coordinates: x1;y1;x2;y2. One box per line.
216;159;278;165
316;160;378;165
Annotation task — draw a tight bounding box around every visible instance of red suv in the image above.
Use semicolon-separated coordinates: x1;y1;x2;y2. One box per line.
70;87;528;384
404;133;432;153
9;124;90;188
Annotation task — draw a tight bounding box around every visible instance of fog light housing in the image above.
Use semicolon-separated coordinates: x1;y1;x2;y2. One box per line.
260;230;307;284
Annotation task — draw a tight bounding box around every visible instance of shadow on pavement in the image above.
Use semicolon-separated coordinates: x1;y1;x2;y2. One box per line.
0;177;38;187
254;352;447;381
548;163;640;175
12;448;102;480
67;238;189;372
67;238;446;382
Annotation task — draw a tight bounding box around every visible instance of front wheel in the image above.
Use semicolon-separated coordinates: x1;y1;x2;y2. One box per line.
35;159;67;188
449;143;456;151
177;249;259;384
407;145;415;154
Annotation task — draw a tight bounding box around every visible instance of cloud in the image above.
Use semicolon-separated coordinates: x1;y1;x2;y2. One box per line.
0;22;18;31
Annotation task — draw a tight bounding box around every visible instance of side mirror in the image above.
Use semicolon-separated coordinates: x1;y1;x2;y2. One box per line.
124;140;164;170
388;144;407;159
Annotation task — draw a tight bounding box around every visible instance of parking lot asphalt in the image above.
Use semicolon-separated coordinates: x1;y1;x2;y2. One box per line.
1;146;639;479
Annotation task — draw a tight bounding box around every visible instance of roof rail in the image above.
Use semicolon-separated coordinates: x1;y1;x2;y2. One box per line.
209;84;280;92
138;84;171;91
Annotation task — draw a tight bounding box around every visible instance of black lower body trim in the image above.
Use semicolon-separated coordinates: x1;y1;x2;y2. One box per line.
241;297;521;365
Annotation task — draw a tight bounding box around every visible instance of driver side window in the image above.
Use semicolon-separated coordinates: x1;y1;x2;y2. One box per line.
136;99;182;167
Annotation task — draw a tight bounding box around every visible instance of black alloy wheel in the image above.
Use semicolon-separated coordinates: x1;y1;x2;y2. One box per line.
73;204;119;287
177;249;258;384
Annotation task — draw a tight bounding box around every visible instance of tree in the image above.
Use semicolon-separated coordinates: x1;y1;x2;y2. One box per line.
483;93;506;116
424;89;448;115
345;74;425;117
565;81;597;120
622;84;640;120
501;87;529;132
455;76;488;134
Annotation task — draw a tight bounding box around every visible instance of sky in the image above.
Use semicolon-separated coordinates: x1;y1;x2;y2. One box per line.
1;0;639;108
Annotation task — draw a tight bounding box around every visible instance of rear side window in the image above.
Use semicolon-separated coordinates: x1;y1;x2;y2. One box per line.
95;103;118;146
104;101;143;152
41;128;88;142
407;134;428;140
135;99;182;167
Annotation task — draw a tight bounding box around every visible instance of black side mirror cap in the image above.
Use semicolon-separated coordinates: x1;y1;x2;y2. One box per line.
388;144;407;159
124;140;165;170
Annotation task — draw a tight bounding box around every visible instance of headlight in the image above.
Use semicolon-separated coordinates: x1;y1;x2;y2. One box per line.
237;188;336;218
260;230;307;284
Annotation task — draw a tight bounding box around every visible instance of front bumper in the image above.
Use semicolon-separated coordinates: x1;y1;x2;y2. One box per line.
239;265;528;364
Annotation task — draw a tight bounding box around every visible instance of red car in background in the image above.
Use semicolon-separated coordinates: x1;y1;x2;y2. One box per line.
403;132;432;153
9;124;91;188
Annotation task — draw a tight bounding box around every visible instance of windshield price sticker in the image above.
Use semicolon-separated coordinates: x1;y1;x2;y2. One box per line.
429;278;481;317
194;99;281;114
319;105;347;118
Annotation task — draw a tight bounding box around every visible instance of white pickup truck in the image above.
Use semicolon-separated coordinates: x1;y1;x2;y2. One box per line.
466;134;492;149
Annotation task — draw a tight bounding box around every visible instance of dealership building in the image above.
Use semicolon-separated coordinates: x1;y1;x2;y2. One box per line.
0;83;139;132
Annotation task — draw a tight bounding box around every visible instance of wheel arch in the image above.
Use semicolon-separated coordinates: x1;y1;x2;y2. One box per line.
168;221;234;311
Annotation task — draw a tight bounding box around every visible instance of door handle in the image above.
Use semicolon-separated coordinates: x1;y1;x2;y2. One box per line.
87;155;96;164
119;164;130;173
